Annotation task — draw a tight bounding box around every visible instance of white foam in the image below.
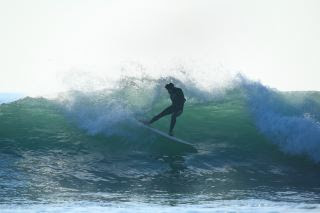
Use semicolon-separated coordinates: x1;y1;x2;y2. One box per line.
241;77;320;162
1;200;319;213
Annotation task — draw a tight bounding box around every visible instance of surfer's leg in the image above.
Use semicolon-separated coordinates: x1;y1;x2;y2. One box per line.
149;106;174;124
169;110;183;135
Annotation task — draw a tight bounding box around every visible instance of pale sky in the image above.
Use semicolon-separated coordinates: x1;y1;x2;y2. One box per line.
1;0;320;95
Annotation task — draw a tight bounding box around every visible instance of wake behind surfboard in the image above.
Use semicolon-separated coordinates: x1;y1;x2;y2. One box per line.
136;120;197;154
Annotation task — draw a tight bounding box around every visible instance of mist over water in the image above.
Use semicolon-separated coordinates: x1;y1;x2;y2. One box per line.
1;68;320;212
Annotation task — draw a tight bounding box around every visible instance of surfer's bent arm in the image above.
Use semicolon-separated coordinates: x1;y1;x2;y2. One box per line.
171;89;186;107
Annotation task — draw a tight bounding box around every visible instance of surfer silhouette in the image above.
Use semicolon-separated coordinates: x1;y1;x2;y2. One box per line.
144;83;186;136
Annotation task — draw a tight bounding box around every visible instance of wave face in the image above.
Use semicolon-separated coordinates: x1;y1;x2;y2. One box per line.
0;76;320;205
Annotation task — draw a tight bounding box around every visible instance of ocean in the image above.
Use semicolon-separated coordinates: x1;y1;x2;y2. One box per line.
0;76;320;212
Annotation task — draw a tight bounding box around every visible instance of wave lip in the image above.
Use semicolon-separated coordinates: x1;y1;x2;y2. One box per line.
0;93;25;104
241;78;320;163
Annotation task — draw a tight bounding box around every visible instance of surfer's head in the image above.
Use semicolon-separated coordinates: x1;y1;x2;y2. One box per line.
165;83;174;91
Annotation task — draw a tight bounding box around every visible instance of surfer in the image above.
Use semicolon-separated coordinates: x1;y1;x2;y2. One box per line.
145;83;186;136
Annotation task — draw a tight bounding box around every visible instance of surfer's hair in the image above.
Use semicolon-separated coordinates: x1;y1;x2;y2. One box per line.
165;83;174;90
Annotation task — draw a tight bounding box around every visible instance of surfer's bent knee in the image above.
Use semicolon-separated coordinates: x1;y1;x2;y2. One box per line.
173;109;183;117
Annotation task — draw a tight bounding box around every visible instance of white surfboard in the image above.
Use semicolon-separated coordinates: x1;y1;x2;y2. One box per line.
136;120;197;153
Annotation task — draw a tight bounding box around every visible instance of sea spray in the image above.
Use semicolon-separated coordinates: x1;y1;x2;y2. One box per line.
240;77;320;162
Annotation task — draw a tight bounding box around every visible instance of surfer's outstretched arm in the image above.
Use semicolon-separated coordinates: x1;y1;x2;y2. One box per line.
149;106;174;124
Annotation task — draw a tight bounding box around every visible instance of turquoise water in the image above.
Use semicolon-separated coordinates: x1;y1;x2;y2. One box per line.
0;77;320;212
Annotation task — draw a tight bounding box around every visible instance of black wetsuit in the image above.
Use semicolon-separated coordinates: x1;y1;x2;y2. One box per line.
150;87;186;133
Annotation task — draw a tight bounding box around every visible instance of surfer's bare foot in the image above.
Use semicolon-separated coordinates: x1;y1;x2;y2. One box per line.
141;120;151;125
169;131;174;136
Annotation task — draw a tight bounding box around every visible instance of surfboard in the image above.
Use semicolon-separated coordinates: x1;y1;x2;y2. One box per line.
136;120;197;153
